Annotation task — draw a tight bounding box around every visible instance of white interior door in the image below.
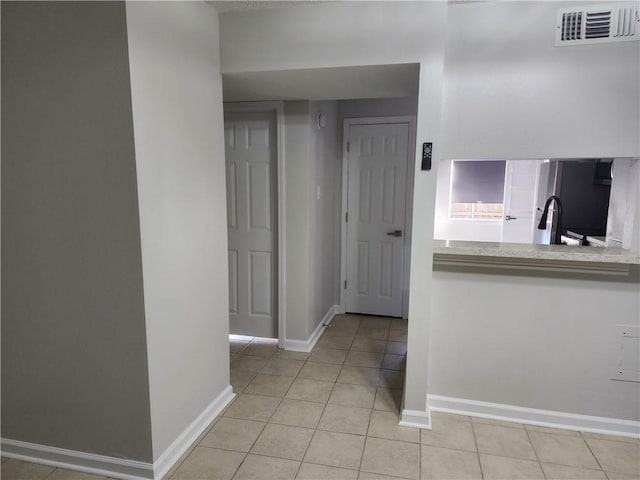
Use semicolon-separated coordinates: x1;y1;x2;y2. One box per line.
501;160;539;244
345;122;409;317
225;111;277;338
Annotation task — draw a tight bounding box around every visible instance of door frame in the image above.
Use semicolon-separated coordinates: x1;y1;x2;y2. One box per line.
500;159;540;244
339;116;417;319
224;101;286;347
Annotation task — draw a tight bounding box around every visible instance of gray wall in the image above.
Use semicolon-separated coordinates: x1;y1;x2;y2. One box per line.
283;101;312;341
1;1;153;461
308;101;341;335
338;97;418;122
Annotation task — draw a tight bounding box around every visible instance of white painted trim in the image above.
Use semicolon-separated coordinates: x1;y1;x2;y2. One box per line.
339;116;417;318
1;386;236;480
153;386;235;479
283;305;338;352
399;408;432;429
1;439;153;480
224;102;286;348
428;394;640;439
401;117;417;319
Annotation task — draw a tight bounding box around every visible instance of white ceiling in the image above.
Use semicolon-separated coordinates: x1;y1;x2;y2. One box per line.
210;0;487;13
222;63;420;102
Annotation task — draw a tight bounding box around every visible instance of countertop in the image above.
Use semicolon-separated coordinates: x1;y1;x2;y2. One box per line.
433;240;640;274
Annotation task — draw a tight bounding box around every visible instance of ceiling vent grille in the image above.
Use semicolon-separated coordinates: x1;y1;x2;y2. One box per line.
556;3;639;46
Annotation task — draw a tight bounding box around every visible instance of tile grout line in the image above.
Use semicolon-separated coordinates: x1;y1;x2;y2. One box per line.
470;418;485;480
356;362;376;478
579;430;607;474
293;397;331;478
523;426;547;480
40;466;57;480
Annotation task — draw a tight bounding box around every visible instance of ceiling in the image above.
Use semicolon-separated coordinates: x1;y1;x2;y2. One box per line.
222;63;420;102
209;1;323;13
209;0;488;13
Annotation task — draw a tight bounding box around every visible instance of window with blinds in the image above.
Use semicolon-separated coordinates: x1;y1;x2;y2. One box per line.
449;160;506;220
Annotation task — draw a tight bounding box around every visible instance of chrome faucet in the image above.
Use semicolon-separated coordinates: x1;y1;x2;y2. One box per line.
537;195;564;245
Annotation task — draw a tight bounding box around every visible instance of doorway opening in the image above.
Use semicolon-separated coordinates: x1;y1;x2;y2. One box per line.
340;117;416;319
224;103;285;346
222;64;420;345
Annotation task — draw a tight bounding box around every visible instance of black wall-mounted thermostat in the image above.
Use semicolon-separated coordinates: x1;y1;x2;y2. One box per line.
421;142;432;171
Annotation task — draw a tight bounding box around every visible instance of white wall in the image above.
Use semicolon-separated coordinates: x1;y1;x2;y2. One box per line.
219;3;446;73
220;2;448;413
126;2;231;461
434;160;504;243
308;101;341;335
218;1;640;421
631;160;640;252
430;266;640;422
607;159;640;251
441;1;640;160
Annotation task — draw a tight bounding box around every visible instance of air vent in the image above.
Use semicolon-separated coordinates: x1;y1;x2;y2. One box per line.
561;12;583;40
556;3;639;46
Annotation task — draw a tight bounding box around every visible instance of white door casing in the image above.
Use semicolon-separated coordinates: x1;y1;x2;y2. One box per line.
533;160;560;245
344;121;412;317
225;111;277;338
501;160;539;244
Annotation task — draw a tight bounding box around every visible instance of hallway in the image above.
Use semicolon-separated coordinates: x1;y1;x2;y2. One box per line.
2;314;638;479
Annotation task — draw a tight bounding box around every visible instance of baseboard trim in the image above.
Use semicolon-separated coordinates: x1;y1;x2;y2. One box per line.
153;385;235;479
399;408;432;429
283;305;338;352
428;394;640;439
0;439;153;480
1;385;236;480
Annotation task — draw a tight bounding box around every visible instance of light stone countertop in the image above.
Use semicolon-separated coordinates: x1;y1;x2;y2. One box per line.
433;240;640;265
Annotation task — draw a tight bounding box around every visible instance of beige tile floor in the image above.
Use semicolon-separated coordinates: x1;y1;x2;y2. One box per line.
2;314;639;480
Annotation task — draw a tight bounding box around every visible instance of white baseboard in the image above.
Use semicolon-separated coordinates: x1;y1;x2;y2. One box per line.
0;439;153;480
283;305;338;352
399;408;432;429
428;394;640;439
153;385;235;478
1;385;236;480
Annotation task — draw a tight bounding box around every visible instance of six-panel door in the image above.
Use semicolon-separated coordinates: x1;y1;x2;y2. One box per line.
346;122;410;317
225;111;277;338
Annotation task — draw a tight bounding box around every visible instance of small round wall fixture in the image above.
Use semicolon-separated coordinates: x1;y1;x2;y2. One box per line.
317;112;326;129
